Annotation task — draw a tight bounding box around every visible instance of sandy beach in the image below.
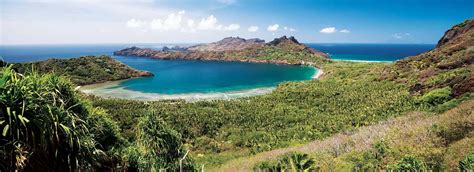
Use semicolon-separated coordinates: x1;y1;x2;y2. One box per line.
80;84;276;102
312;67;324;79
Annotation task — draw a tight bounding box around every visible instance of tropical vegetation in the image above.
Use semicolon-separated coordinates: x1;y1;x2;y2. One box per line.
0;66;191;171
11;56;152;85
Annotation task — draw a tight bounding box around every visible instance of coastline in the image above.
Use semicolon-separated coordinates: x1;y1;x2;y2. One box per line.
331;59;393;63
312;67;324;79
80;83;276;102
80;65;322;101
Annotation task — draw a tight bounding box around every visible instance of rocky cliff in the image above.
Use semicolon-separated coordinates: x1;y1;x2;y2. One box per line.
383;19;474;97
114;36;330;66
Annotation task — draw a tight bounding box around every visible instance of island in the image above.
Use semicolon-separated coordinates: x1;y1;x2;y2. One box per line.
114;36;330;66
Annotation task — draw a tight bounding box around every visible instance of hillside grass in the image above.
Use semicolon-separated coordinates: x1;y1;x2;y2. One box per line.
251;98;473;171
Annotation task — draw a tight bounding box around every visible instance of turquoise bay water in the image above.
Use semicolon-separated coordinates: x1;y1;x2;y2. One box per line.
112;56;316;94
0;43;434;100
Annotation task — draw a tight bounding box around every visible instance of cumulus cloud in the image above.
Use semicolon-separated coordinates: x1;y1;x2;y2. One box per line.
267;24;279;32
340;29;350;33
320;27;337;33
127;11;240;33
223;24;240;31
248;26;259;32
197;15;219;30
126;19;147;28
150;10;185;31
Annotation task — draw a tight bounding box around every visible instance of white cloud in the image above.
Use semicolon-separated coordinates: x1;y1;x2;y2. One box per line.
248;26;259;32
320;27;337;33
224;24;240;31
130;12;240;32
340;29;350;33
197;15;219;30
126;19;147;28
187;19;195;28
150;11;185;31
392;33;410;39
289;28;296;32
267;24;279;32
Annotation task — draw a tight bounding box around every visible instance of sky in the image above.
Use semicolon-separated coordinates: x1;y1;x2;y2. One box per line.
0;0;473;45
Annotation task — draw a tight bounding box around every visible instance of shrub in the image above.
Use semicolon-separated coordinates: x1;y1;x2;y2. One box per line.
388;155;427;171
130;111;195;171
459;151;474;171
0;66;104;170
253;153;316;171
418;87;452;106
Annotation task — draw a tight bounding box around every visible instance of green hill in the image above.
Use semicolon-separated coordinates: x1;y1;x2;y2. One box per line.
11;56;152;85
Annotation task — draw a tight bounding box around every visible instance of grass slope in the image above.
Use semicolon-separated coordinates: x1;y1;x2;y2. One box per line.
248;99;473;171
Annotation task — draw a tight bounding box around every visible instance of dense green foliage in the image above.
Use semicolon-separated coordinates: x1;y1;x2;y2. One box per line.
459;151;474;171
0;66;118;170
224;42;330;65
388;155;427;171
128;111;194;171
253;153;316;171
92;62;420;166
0;66;188;171
418;86;452;106
251;99;473;171
11;56;151;85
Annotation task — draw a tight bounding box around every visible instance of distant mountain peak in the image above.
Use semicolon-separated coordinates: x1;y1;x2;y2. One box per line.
267;36;300;46
188;37;265;51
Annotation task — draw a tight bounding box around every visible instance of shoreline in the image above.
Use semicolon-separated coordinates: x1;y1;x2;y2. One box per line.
80;84;276;102
312;67;324;79
331;59;393;63
79;64;323;102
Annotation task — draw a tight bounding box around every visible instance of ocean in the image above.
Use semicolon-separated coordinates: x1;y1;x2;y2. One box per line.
0;43;434;100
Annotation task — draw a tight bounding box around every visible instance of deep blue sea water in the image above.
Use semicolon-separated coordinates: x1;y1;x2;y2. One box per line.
308;43;434;62
0;43;435;95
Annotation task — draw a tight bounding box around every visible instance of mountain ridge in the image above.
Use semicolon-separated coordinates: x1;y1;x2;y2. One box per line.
114;36;330;66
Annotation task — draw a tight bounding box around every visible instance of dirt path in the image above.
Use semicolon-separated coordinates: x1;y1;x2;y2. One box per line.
208;112;438;172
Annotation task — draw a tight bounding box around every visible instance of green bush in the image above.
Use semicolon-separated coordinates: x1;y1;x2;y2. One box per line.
388;155;427;171
129;111;195;171
459;151;474;171
418;87;452;106
0;66;109;170
253;153;316;172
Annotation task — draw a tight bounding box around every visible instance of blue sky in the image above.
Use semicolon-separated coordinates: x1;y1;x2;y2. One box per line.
0;0;472;44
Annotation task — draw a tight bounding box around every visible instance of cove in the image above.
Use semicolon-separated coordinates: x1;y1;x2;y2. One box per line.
82;56;317;101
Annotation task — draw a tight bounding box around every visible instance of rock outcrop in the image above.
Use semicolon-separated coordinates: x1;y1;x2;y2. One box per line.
114;36;330;66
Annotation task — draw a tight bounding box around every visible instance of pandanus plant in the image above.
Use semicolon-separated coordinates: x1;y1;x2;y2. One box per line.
0;66;95;171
